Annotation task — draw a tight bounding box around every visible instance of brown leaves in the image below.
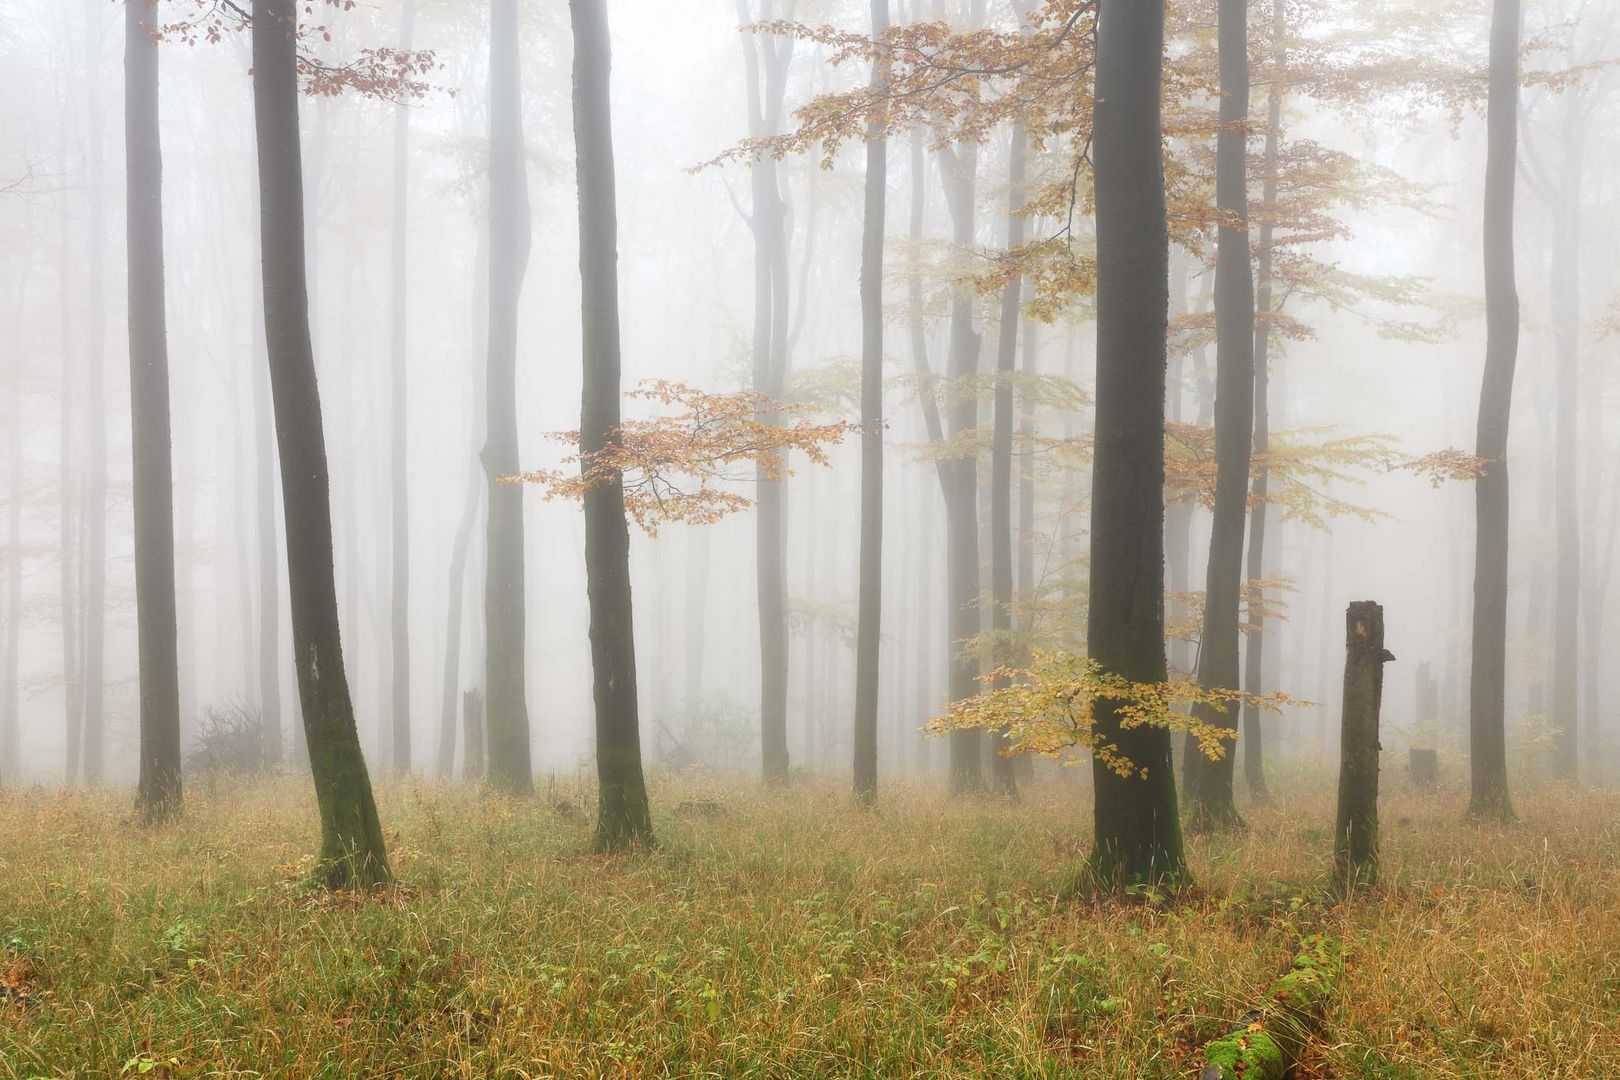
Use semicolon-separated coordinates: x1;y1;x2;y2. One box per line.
516;381;859;535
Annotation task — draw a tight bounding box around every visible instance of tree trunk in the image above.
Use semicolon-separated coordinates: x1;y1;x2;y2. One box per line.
852;0;888;807
251;217;283;768
988;119;1027;800
2;347;21;782
462;688;485;782
1548;89;1583;781
737;0;795;783
483;0;534;796
252;0;391;888
57;140;82;786
1336;601;1390;890
83;0;109;786
1188;0;1256;833
937;137;983;797
1468;0;1520;822
126;0;182;820
388;1;416;775
570;0;654;852
1086;0;1186;890
1241;0;1285;805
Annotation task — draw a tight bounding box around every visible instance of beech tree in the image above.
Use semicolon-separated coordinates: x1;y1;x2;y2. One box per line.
1468;0;1520;823
251;0;390;887
1185;0;1256;834
853;0;889;806
569;0;655;851
126;0;182;821
1086;0;1186;888
484;0;534;796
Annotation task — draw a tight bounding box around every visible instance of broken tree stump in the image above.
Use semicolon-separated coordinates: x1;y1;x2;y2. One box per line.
1198;935;1345;1079
1336;601;1393;890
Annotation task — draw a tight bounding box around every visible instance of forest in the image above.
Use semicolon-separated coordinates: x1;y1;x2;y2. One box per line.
1;0;1618;1076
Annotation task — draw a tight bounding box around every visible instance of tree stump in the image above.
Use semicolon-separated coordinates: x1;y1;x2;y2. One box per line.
1408;747;1439;791
1336;601;1392;891
462;689;486;782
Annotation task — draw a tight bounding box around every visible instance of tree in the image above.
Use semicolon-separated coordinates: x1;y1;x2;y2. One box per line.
126;0;183;821
736;0;797;783
251;0;390;887
1467;0;1520;823
1184;0;1256;834
84;0;110;786
853;0;889;806
569;0;655;852
484;0;534;796
1086;0;1187;888
388;0;416;775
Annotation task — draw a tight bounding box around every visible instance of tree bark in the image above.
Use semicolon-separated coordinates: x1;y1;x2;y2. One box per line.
126;0;183;820
1336;601;1390;890
388;1;415;775
252;0;391;888
570;0;654;851
483;0;534;795
83;0;109;786
1241;0;1285;806
1187;0;1256;834
1086;0;1187;889
1468;0;1520;822
57;129;82;786
737;0;796;783
988;120;1027;800
852;0;888;806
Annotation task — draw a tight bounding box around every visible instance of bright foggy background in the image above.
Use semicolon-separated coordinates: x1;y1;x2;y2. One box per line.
0;0;1614;786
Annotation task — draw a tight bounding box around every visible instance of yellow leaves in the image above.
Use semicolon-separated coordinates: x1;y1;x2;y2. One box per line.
923;650;1304;776
515;381;858;535
1394;449;1489;487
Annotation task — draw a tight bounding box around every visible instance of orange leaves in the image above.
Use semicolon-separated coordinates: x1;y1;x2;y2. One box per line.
516;381;858;536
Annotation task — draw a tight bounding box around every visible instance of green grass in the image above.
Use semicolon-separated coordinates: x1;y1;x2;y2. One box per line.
1;769;1617;1078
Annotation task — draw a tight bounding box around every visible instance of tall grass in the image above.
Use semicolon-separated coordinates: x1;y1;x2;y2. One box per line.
1;769;1616;1078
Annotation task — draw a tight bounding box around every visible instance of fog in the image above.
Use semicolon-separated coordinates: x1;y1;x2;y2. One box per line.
0;0;1616;794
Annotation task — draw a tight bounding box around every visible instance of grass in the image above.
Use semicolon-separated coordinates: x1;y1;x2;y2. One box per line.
1;767;1617;1078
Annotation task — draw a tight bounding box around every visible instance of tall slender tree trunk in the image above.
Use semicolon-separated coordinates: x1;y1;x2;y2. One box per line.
1548;89;1583;780
483;0;534;795
58;132;82;786
1187;0;1256;833
437;228;488;780
1086;0;1186;889
1240;0;1285;804
570;0;654;851
2;354;21;782
737;0;796;782
988;119;1027;800
389;1;415;775
938;127;984;797
1468;0;1520;822
853;0;888;806
126;0;182;820
83;0;109;785
251;220;283;767
252;0;390;888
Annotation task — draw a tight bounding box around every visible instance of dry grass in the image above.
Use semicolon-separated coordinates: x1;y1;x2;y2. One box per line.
1;767;1616;1078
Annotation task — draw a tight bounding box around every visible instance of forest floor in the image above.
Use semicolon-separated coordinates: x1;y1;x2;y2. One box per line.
1;767;1617;1078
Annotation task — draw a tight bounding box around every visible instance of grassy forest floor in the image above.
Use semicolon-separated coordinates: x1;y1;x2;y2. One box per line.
1;768;1617;1078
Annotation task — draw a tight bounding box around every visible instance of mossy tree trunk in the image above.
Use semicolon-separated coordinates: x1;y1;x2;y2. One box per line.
1085;0;1187;891
252;0;390;889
